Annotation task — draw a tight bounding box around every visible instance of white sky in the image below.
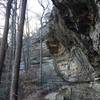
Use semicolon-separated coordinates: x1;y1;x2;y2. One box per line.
0;0;53;37
27;0;52;33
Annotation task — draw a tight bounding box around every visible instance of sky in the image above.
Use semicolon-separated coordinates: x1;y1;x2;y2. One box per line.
0;1;5;37
0;0;53;37
27;0;53;33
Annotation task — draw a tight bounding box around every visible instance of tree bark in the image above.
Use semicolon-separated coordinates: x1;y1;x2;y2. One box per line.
10;0;27;100
0;0;13;81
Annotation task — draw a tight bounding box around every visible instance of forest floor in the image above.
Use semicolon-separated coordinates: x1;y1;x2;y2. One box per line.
19;65;49;100
22;86;51;100
23;91;45;100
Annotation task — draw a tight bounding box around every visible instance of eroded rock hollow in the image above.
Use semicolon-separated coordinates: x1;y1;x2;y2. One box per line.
46;0;100;83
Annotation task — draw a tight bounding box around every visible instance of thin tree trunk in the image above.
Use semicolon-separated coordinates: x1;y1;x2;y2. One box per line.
0;0;13;81
22;48;27;71
5;0;17;97
10;0;27;100
12;0;17;59
10;0;17;70
26;10;31;71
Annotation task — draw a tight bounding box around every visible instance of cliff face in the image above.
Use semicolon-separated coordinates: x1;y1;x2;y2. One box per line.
46;0;100;82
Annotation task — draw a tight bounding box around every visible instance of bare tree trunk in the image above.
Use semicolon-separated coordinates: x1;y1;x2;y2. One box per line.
0;0;13;81
9;0;17;72
22;48;27;71
12;0;17;59
25;9;31;71
38;0;49;86
5;0;17;97
10;0;27;100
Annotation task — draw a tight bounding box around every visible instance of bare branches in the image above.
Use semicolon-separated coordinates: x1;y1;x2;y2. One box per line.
0;2;6;8
38;0;45;10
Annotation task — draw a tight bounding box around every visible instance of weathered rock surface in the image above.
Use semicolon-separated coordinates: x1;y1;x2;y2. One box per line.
46;0;100;82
